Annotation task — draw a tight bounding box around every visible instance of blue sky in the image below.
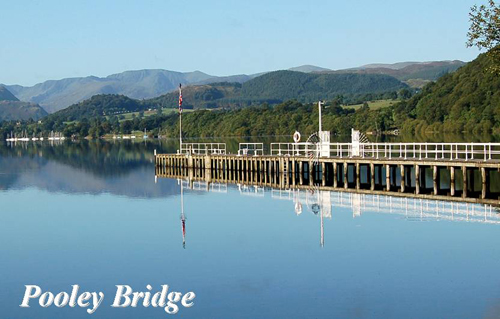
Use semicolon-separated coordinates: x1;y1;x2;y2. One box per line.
0;0;482;86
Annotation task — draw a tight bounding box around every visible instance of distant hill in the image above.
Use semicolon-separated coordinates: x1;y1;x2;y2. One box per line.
393;53;500;133
0;86;47;121
330;61;466;88
49;94;145;121
45;71;407;122
0;86;19;101
359;62;425;70
4;70;253;113
0;101;48;121
2;61;462;113
150;71;407;109
288;65;331;73
148;82;244;109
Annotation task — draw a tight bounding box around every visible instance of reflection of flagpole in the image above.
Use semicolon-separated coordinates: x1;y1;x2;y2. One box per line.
320;207;324;248
180;180;186;249
319;191;324;248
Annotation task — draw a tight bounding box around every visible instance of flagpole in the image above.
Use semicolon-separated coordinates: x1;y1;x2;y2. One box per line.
179;83;183;151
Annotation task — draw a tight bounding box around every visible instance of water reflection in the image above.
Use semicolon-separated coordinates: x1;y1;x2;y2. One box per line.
2;140;500;318
167;176;500;250
180;180;187;249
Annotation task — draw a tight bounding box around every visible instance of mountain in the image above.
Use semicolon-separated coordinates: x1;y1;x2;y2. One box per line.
331;61;466;88
4;70;252;113
0;86;19;101
3;60;462;113
0;86;48;121
358;62;425;70
288;65;331;73
393;53;500;133
149;71;407;109
45;71;407;122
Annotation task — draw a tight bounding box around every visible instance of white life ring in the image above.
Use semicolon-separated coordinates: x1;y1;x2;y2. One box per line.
295;202;302;215
293;131;301;143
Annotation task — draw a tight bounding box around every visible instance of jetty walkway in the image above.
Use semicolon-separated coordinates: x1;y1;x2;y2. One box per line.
155;141;500;203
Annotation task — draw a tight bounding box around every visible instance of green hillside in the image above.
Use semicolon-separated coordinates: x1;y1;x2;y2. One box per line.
0;101;48;121
332;61;466;88
0;86;47;121
151;71;407;109
43;71;407;123
49;94;146;121
394;52;500;134
148;82;244;109
240;71;406;101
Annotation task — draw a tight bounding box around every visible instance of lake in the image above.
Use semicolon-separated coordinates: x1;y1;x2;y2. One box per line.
1;139;499;318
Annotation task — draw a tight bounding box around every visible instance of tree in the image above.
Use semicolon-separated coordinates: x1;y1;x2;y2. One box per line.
398;88;412;100
467;0;500;73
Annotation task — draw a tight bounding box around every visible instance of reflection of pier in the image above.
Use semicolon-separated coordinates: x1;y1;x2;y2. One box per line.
272;189;500;225
157;171;500;248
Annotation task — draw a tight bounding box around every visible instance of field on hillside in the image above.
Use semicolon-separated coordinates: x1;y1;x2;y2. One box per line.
107;108;194;121
343;99;397;110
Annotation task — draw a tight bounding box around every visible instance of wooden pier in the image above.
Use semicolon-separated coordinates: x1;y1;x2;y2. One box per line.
155;142;500;205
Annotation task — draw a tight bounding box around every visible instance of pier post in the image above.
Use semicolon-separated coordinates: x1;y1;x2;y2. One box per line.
188;155;193;169
450;167;455;196
299;161;304;185
356;163;360;190
481;167;487;199
433;166;438;195
415;165;420;194
322;162;326;187
400;165;405;193
462;166;468;198
343;162;348;189
333;162;338;188
370;163;375;191
386;164;390;191
309;161;314;186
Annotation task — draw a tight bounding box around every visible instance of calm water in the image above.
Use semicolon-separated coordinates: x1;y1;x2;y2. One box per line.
1;140;500;319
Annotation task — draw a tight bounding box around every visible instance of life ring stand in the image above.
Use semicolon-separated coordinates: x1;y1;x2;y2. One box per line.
293;131;301;143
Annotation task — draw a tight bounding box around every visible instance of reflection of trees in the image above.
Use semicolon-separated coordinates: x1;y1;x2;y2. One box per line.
0;140;176;177
0;141;183;197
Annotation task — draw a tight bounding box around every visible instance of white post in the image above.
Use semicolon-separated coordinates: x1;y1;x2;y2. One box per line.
318;101;324;132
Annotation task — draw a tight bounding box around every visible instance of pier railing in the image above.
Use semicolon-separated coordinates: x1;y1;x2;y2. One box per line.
269;142;500;161
180;143;226;155
357;143;500;161
238;143;264;156
270;142;343;158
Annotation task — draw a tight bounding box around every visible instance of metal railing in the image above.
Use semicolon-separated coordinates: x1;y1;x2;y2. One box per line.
177;142;500;161
270;142;332;157
356;143;500;161
238;143;264;156
270;142;500;161
180;143;226;155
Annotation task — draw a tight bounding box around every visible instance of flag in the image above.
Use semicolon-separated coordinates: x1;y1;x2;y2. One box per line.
178;83;183;114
